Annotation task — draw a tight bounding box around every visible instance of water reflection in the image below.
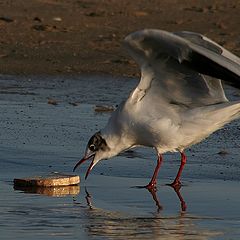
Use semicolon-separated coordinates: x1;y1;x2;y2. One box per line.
14;185;80;197
136;185;186;212
146;187;163;212
76;187;221;240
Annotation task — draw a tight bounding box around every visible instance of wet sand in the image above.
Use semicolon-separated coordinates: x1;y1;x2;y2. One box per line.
0;75;240;239
0;0;239;76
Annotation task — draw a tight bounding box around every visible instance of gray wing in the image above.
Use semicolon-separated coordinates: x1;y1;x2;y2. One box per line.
123;29;240;107
174;31;240;66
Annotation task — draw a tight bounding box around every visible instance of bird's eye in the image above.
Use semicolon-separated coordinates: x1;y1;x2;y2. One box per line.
89;144;96;151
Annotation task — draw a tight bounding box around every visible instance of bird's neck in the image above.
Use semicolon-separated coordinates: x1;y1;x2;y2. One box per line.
101;128;135;159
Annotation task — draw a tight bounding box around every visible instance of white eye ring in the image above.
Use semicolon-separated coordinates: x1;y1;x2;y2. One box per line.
89;144;96;151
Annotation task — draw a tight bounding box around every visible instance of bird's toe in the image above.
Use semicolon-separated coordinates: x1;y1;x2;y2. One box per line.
168;180;182;190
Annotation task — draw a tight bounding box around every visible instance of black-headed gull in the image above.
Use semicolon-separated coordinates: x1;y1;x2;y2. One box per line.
73;29;240;189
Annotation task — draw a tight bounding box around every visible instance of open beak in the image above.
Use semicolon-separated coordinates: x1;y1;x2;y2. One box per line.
73;150;96;180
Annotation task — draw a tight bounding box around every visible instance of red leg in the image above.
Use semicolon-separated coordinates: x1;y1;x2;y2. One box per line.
170;152;187;187
146;154;163;189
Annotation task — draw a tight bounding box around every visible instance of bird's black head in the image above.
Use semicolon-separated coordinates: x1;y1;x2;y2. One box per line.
73;131;109;179
87;131;108;152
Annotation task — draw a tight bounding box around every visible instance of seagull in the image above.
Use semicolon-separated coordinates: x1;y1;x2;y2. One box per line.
73;29;240;189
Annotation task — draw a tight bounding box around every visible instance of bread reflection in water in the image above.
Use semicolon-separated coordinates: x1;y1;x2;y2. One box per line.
14;184;80;197
76;187;221;240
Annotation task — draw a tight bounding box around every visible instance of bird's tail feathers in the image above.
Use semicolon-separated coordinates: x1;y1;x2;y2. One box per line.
182;101;240;139
193;101;240;135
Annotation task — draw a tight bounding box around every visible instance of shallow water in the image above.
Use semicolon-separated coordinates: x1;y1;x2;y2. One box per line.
0;75;240;239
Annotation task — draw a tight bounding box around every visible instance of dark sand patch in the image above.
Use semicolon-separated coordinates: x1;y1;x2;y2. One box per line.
0;0;239;76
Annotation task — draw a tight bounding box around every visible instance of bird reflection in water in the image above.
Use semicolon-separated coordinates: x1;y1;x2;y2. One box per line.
146;184;186;212
75;187;220;240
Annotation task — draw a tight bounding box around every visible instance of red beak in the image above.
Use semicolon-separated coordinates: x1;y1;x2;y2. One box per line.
73;153;96;180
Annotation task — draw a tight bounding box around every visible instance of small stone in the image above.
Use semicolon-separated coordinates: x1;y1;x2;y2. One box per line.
217;150;229;155
33;17;42;22
133;11;148;17
69;102;79;106
32;24;47;31
0;16;14;23
53;17;62;22
86;12;101;17
94;105;115;112
32;24;57;32
0;54;9;58
48;98;58;105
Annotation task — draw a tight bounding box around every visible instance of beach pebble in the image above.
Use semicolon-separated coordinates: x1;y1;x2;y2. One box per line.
14;172;80;187
217;150;229;155
94;105;115;112
0;16;14;23
69;102;79;106
133;11;148;17
48;98;58;105
33;17;42;22
53;17;62;22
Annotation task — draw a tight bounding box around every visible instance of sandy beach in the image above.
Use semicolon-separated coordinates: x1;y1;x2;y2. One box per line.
0;0;239;76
